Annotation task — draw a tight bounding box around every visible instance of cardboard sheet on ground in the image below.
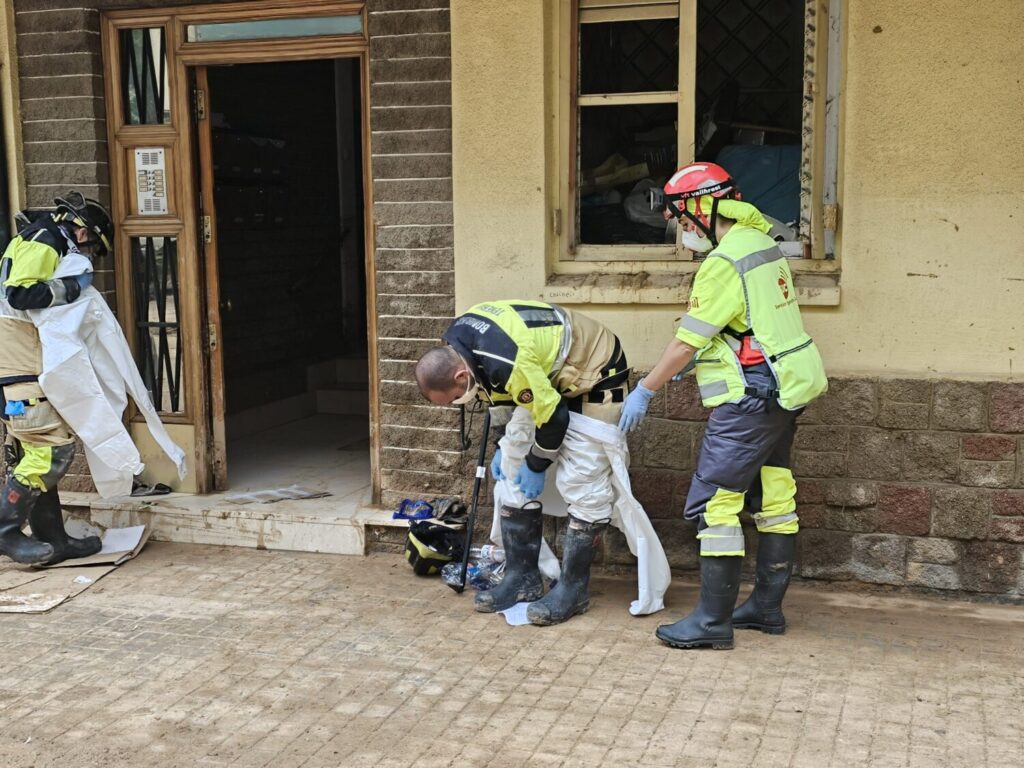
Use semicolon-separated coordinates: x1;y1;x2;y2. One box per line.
0;524;150;613
0;565;115;613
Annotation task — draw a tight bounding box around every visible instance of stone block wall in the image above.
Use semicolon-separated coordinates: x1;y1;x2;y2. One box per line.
607;375;1024;599
378;376;1024;601
368;0;460;510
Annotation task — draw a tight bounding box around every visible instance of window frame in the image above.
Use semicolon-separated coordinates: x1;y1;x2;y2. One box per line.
563;0;694;263
550;0;842;285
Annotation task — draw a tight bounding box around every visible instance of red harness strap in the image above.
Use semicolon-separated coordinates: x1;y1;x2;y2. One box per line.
738;335;766;366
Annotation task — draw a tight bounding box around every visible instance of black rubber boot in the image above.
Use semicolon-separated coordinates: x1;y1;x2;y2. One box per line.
0;477;54;565
732;533;795;634
29;489;102;566
655;556;743;650
526;516;607;626
475;501;544;613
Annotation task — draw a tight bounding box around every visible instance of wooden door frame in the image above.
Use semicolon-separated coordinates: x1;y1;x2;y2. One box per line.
190;64;228;489
101;1;380;499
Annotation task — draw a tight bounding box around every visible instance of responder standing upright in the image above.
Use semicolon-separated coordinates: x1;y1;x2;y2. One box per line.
416;300;670;624
0;192;113;565
619;163;828;650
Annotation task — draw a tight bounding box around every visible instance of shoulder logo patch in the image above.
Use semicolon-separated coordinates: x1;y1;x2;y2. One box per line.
517;389;534;404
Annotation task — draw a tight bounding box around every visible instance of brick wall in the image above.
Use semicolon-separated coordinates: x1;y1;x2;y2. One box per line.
612;375;1024;598
367;0;461;509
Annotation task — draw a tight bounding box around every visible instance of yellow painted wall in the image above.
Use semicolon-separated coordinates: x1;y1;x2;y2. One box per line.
450;0;1024;379
131;422;197;493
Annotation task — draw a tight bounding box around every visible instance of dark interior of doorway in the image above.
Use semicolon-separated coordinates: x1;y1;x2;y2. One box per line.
206;59;370;500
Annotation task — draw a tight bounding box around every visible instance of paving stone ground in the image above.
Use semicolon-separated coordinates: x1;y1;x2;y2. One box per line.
1;542;1022;768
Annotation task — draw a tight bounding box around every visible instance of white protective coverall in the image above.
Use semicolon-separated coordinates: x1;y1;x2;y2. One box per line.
7;252;187;497
489;406;671;616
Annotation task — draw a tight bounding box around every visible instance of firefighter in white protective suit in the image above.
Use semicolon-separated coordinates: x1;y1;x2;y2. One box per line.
0;192;185;566
415;300;670;625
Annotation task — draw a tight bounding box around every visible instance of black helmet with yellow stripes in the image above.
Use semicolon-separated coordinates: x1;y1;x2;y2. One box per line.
54;191;114;257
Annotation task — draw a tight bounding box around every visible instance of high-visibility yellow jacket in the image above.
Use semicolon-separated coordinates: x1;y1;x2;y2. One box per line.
674;225;827;410
0;217;85;382
443;300;626;468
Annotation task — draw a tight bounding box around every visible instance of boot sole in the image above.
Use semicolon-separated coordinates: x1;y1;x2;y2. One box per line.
655;628;734;650
34;540;105;568
474;590;545;614
527;602;589;626
0;547;56;566
733;622;786;635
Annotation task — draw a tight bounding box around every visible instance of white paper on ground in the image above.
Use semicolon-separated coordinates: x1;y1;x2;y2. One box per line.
99;525;146;555
224;485;331;504
498;601;533;626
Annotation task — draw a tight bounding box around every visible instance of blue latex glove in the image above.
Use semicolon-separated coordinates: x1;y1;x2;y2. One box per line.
490;448;505;481
75;272;93;291
513;464;546;500
618;382;656;433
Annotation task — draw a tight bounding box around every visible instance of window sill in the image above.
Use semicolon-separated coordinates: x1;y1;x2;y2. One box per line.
540;269;841;306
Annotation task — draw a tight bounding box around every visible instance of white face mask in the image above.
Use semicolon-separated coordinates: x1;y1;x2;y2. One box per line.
451;373;480;405
682;229;715;253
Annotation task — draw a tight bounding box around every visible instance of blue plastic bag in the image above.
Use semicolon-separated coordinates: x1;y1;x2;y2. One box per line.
393;498;434;520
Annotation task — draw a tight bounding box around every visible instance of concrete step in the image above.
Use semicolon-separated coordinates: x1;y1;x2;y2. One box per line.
68;494;403;557
316;383;370;415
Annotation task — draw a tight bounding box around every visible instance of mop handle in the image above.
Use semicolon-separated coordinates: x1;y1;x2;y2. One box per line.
457;408;491;593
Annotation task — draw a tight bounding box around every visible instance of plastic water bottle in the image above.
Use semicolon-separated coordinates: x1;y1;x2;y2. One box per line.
477;548;505;565
440;559;503;589
469;560;505;590
441;561;462;587
441;548;507;590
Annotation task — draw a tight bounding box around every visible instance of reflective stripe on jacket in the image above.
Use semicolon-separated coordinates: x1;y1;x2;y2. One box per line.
679;226;828;410
442;300;622;427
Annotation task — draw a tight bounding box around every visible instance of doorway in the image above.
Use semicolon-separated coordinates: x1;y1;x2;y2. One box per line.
198;58;370;502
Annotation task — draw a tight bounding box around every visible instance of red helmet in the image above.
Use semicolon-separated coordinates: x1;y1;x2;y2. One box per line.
663;162;739;244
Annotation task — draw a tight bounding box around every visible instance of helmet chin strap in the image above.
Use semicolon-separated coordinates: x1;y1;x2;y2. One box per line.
708;197;721;246
677;197;721;246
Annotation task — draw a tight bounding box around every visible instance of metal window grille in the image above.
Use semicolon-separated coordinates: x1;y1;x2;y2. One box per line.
132;236;183;413
579;18;679;95
696;0;804;132
120;28;168;125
